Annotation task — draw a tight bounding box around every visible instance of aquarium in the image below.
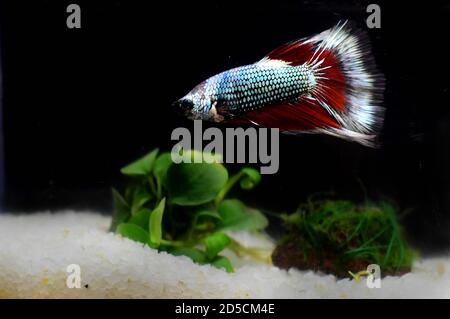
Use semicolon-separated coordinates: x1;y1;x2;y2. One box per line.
0;0;449;300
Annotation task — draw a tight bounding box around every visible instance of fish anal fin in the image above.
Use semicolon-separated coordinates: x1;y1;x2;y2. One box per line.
228;98;340;131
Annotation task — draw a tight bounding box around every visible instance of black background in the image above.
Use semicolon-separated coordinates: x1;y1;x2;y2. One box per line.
0;0;449;252
0;299;440;318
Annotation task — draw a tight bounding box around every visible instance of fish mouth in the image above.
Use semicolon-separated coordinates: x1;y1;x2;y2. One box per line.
172;98;210;121
172;98;194;117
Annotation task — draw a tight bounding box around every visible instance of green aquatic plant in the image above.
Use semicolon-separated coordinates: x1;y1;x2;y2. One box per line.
110;148;268;272
272;198;416;278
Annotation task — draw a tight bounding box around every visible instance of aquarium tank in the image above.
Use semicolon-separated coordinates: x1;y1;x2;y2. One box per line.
0;0;449;301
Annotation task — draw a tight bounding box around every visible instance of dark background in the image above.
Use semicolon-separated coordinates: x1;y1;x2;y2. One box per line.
0;0;449;252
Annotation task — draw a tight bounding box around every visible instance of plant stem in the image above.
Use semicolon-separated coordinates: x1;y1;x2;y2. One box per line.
160;239;184;247
148;176;157;195
348;270;370;282
155;176;162;201
214;171;243;207
229;239;272;264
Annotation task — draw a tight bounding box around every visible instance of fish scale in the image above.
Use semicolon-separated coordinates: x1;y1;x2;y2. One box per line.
212;64;313;112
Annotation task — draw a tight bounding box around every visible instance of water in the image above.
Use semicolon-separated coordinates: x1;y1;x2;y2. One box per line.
0;0;449;298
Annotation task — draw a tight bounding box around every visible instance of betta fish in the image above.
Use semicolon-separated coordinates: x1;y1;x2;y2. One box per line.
173;21;384;147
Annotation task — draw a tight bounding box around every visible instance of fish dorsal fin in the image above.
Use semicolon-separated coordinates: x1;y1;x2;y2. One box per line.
260;39;315;66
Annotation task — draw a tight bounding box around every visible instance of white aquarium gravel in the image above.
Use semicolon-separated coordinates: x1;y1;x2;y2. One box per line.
0;211;449;299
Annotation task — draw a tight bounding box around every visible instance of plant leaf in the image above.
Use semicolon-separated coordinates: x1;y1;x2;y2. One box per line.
110;188;131;231
203;232;231;260
239;167;261;190
128;208;152;230
120;148;159;177
175;149;222;164
131;186;152;215
214;167;261;206
217;199;268;232
116;223;149;245
165;162;228;206
153;152;173;183
149;197;166;246
170;247;207;264
211;256;234;272
193;209;222;228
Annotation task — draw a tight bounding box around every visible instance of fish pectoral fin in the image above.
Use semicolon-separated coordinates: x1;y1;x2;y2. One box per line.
212;100;239;122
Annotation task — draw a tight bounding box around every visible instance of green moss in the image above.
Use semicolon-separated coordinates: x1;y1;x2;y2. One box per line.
273;199;416;278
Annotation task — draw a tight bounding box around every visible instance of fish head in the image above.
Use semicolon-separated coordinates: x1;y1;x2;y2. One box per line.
173;78;224;122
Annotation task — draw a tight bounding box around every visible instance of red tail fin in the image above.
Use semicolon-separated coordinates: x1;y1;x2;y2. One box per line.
237;21;385;147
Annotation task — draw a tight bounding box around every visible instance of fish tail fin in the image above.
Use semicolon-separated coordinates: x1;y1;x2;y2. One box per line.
305;20;385;147
243;21;385;147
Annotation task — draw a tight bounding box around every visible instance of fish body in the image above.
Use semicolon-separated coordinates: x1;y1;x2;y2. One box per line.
185;62;315;121
175;21;384;147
